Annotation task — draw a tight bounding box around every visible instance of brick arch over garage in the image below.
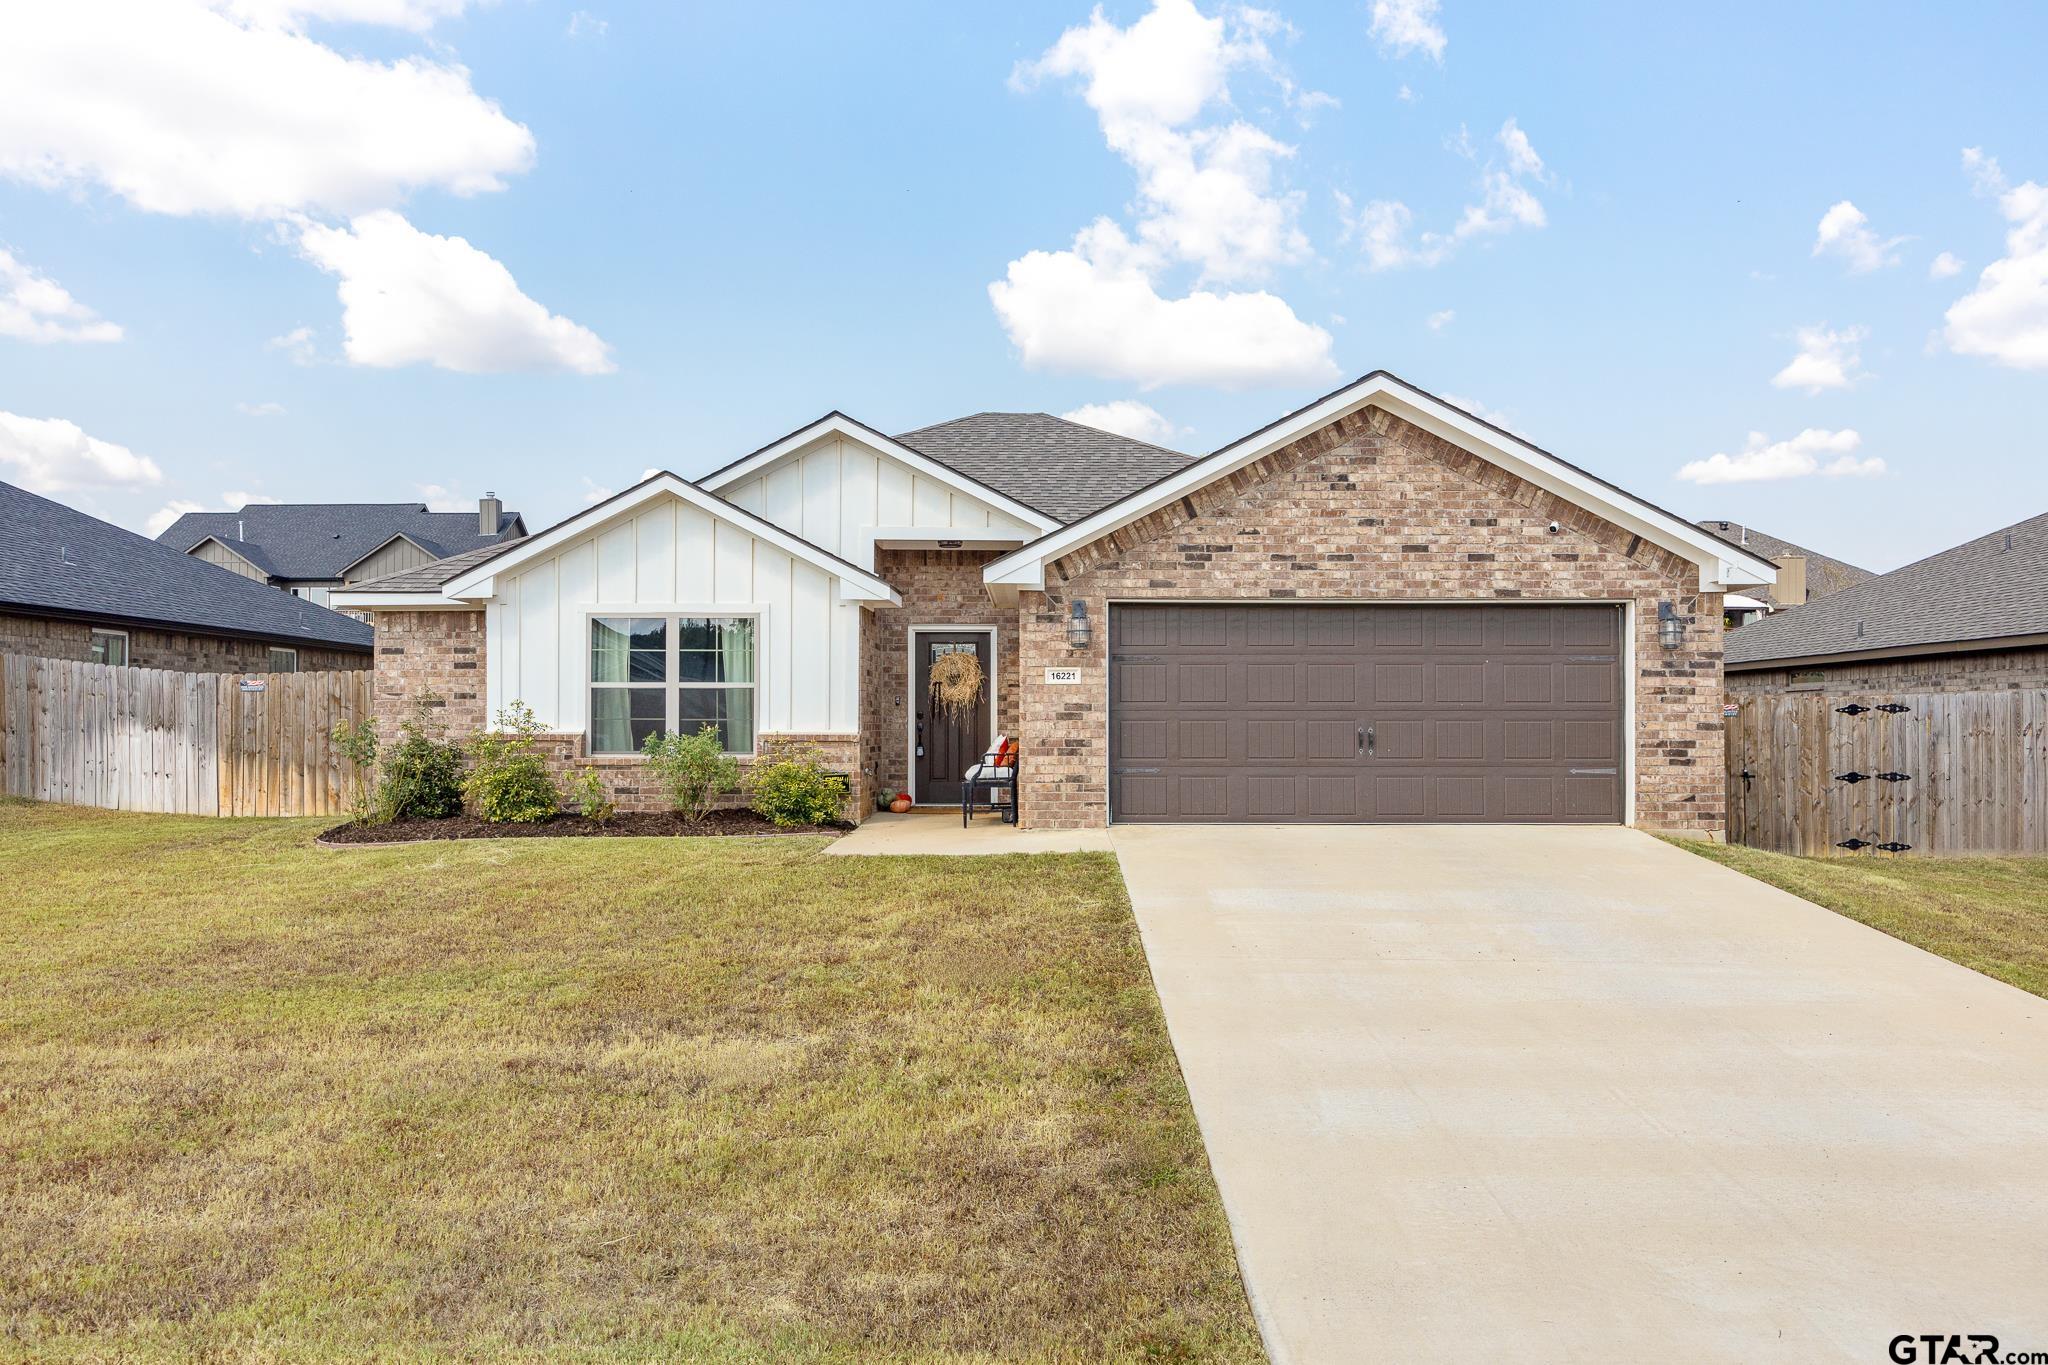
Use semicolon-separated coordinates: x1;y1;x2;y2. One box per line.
1012;404;1726;833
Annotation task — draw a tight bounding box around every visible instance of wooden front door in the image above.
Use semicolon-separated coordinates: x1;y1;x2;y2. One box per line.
914;632;992;805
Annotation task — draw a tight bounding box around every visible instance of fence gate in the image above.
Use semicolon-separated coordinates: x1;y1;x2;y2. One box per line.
1725;689;2048;856
0;655;373;817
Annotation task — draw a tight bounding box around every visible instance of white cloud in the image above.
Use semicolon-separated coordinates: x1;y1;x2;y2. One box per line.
1943;149;2048;371
222;489;281;506
416;482;467;511
145;500;207;537
1061;399;1184;444
1675;429;1884;485
990;220;1336;389
0;248;123;344
1426;308;1455;330
1770;324;1867;394
297;210;614;374
1395;83;1417;103
211;0;478;33
1012;0;1315;284
235;400;286;416
0;411;163;494
1340;119;1549;270
266;325;318;364
565;9;606;38
580;477;613;505
1368;0;1445;61
0;1;534;221
1812;200;1905;273
996;1;1336;386
1438;392;1528;439
1928;251;1964;280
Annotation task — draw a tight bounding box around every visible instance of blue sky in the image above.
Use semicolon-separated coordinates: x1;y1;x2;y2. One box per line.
3;0;2044;572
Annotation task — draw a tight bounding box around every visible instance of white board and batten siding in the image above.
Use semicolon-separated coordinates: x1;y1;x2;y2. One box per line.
485;497;857;740
718;433;1039;564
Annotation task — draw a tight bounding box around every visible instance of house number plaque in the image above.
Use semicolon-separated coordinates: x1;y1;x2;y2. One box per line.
1043;667;1083;685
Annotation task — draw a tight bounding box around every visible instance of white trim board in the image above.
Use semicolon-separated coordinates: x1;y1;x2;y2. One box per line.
699;412;1061;537
985;372;1779;597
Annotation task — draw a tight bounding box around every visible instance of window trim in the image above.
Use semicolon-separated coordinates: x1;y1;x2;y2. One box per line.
89;627;129;667
586;609;762;757
268;646;299;673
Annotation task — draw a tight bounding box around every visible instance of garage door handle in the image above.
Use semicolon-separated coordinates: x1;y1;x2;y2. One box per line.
1359;725;1374;757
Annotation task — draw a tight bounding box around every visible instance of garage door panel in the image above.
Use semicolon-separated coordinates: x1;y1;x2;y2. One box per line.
1109;604;1623;824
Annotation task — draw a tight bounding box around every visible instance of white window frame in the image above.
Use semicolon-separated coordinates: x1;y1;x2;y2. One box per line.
587;612;760;757
90;627;129;667
268;646;299;673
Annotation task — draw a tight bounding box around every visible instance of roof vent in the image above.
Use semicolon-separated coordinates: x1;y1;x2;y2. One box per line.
2004;532;2014;551
1855;620;1865;639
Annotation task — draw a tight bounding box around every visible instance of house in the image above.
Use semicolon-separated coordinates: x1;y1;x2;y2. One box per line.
1725;511;2048;696
0;479;373;671
1692;520;1873;628
331;372;1775;832
156;494;526;607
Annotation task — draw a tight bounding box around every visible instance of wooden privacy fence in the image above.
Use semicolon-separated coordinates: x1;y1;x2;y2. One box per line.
0;655;372;817
1725;689;2048;856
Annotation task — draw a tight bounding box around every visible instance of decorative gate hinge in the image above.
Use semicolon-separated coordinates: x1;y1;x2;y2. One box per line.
1838;837;1873;851
1875;772;1911;782
1875;703;1911;714
1876;841;1913;853
1836;703;1871;715
1835;771;1870;784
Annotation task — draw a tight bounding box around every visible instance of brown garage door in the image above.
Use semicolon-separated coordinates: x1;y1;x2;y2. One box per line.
1109;603;1624;823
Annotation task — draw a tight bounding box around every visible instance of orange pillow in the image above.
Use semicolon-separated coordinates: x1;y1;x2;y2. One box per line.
996;739;1017;767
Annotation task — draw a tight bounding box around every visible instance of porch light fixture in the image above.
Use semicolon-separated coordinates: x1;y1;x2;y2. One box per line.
1067;599;1092;648
937;539;963;549
1657;599;1684;650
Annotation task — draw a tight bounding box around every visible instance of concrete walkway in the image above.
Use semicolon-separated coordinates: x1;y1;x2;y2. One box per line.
1109;824;2048;1362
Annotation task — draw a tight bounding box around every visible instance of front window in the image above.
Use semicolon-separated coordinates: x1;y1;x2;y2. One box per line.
590;615;756;755
268;647;299;673
90;629;128;666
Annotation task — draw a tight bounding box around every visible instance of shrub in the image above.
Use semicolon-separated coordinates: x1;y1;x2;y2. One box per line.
331;718;380;825
747;750;849;828
568;766;617;825
641;725;739;822
463;701;560;824
376;690;466;821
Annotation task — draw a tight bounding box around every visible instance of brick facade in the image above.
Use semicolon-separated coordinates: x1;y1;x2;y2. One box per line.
0;609;367;673
1012;405;1727;835
859;548;1018;804
1726;645;2048;697
370;609;488;736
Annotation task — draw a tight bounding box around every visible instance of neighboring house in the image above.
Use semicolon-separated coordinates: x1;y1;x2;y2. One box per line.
1725;511;2048;696
0;480;373;671
156;494;526;606
333;372;1775;833
1693;520;1873;628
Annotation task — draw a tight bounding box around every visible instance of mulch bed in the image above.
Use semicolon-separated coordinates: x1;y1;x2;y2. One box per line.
318;808;852;845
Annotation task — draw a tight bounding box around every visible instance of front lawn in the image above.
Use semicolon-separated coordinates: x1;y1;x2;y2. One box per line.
0;800;1261;1363
1668;839;2048;999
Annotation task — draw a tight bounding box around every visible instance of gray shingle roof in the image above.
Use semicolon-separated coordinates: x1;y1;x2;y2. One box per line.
894;412;1192;523
1693;521;1872;606
156;502;524;580
347;542;515;592
1725;511;2048;666
0;480;373;651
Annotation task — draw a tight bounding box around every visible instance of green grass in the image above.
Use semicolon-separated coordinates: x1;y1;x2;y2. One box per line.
1667;838;2048;999
0;800;1262;1364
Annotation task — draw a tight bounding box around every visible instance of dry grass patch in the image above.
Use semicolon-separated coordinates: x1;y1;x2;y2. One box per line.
0;800;1261;1363
1667;838;2048;999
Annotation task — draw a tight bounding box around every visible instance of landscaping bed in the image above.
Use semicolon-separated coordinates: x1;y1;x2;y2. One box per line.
319;807;851;844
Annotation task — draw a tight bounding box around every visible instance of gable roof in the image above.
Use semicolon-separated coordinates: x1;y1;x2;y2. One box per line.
188;534;281;577
1693;521;1873;605
0;480;373;651
425;471;900;605
698;412;1062;533
983;371;1780;595
156;502;525;581
1726;512;2048;668
893;412;1194;523
345;543;517;595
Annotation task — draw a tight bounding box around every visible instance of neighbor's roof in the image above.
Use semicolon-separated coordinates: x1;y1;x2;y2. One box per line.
895;412;1193;523
157;502;524;580
1726;511;2048;667
1694;520;1873;605
0;480;373;651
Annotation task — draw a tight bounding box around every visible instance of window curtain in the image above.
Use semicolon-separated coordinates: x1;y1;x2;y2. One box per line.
719;619;756;749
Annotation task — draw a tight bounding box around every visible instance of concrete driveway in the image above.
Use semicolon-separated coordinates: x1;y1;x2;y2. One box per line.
1109;825;2048;1363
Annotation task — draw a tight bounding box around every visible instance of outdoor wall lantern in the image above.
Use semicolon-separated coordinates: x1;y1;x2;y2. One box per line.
1657;599;1684;650
1067;599;1092;649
